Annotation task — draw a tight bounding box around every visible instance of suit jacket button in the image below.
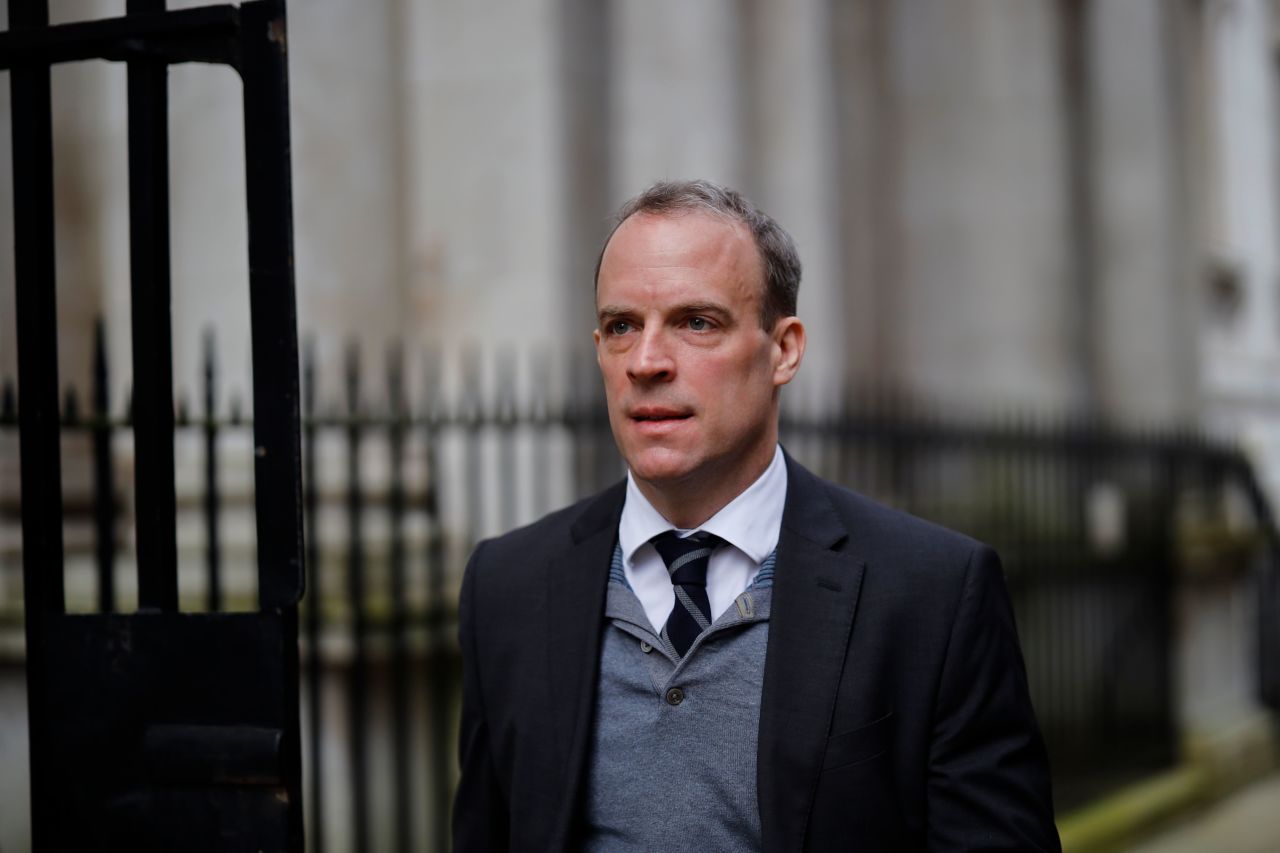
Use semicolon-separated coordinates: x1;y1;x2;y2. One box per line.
665;687;684;706
640;641;653;654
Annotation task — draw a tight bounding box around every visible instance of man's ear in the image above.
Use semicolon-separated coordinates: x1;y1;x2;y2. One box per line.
593;327;602;366
772;316;805;387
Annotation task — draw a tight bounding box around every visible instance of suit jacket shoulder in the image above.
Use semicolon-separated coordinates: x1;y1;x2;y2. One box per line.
799;467;984;568
471;480;626;572
764;456;1059;852
465;480;626;612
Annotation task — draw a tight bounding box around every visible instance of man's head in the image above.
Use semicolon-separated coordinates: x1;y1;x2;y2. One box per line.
593;179;806;526
594;179;802;330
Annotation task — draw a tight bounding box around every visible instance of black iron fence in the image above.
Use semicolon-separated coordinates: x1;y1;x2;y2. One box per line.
2;326;1279;848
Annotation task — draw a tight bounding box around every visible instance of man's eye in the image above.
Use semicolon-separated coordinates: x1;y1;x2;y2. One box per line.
608;320;632;335
688;316;711;331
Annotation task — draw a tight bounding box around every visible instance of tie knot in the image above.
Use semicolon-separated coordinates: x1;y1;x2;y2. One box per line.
650;531;722;585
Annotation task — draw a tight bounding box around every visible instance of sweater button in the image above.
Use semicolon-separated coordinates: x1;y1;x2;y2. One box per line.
639;641;653;654
665;687;684;706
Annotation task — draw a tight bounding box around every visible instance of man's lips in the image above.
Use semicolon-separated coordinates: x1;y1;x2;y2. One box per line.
627;407;693;434
628;407;692;422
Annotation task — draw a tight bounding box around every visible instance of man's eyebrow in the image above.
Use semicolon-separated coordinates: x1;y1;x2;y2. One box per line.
596;305;634;321
597;302;735;321
676;301;732;318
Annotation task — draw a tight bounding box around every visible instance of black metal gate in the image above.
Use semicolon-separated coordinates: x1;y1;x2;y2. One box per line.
1;2;305;850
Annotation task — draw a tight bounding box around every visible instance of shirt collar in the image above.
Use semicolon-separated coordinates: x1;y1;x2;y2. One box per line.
618;444;787;566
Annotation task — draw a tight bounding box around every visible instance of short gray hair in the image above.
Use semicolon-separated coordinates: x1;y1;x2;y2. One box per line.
594;179;802;329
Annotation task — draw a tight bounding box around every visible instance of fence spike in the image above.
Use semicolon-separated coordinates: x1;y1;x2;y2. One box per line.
531;347;551;423
343;334;370;851
63;386;80;425
345;339;361;416
2;380;17;422
93;318;110;418
386;339;405;419
461;345;483;425
203;327;218;421
422;347;442;423
202;327;222;613
302;335;316;417
496;347;516;424
91;343;117;613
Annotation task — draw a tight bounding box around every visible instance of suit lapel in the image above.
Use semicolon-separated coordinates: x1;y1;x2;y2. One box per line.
758;457;866;853
545;481;625;853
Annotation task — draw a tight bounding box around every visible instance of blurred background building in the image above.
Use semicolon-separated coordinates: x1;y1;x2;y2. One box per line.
2;0;1280;850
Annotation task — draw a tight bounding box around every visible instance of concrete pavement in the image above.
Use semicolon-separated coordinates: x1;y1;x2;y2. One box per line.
1128;772;1280;853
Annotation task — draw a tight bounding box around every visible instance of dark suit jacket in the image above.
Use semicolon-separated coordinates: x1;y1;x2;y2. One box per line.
453;454;1061;852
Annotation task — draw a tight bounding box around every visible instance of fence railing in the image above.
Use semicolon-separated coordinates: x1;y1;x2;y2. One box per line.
2;325;1279;849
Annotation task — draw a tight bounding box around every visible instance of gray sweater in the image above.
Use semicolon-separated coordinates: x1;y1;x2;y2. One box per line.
581;547;776;852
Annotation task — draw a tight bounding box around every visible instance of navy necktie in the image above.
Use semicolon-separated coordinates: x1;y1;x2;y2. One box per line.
650;531;722;658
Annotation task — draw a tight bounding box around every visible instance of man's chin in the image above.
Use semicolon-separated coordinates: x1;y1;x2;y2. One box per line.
625;452;699;489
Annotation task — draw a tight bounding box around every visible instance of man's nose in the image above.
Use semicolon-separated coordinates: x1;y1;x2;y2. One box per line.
627;327;675;382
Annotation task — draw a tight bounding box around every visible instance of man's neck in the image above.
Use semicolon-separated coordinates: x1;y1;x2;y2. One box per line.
632;444;779;530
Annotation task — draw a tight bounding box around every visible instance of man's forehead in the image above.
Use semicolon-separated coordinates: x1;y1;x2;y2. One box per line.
607;209;751;251
597;212;762;296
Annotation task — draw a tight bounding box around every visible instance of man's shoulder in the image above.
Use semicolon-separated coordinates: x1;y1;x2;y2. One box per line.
830;478;978;549
789;460;986;564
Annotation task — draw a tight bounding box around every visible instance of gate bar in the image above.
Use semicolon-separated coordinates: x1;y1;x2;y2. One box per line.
240;0;304;610
9;0;64;608
0;5;240;69
127;0;179;612
9;0;65;847
239;5;305;845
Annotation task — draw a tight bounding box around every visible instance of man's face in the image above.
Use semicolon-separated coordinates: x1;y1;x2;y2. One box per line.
594;211;803;503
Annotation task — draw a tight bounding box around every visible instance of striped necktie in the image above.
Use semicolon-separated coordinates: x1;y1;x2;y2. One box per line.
650;530;723;658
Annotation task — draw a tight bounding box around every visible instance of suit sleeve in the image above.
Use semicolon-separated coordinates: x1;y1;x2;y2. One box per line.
452;541;510;852
927;545;1061;852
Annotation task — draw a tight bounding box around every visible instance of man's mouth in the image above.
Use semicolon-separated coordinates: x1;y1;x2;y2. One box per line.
628;408;693;435
630;408;691;422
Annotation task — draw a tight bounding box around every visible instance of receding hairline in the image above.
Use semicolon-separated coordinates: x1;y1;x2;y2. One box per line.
593;179;802;329
594;209;768;298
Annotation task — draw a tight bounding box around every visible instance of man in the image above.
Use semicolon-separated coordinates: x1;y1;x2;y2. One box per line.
453;180;1060;851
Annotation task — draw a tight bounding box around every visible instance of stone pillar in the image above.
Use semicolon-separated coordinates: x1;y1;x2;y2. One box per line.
886;0;1082;412
830;0;902;390
401;0;572;366
1087;0;1200;423
291;0;405;398
557;0;615;338
743;0;844;408
610;0;747;199
1197;0;1280;503
1174;569;1273;765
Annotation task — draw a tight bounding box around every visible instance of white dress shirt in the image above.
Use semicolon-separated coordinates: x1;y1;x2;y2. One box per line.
617;444;788;633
